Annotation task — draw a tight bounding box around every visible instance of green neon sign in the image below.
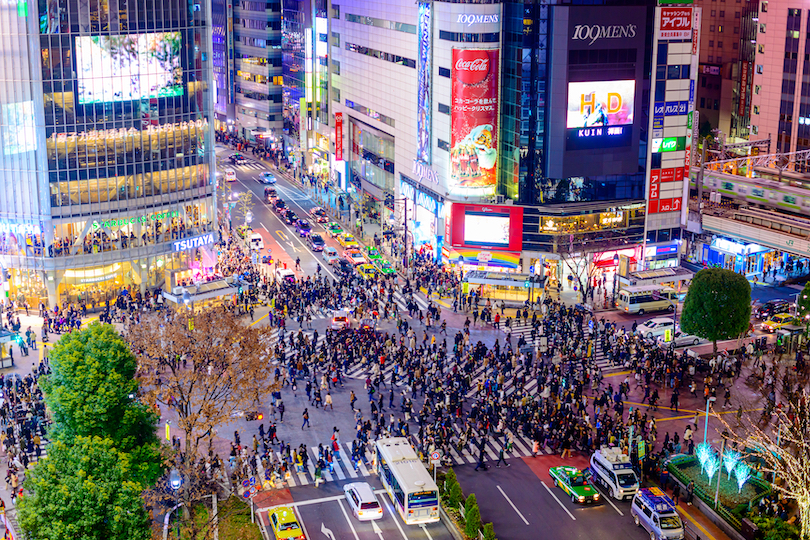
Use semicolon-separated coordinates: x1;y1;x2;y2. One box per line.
92;211;179;230
652;136;686;153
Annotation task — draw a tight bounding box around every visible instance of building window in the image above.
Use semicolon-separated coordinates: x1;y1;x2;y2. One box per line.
331;4;339;18
714;100;719;110
755;84;761;94
332;88;340;102
756;64;763;74
759;23;766;33
718;41;723;48
761;1;767;11
735;11;740;17
439;67;451;78
332;59;340;75
438;103;450;115
345;13;416;34
344;99;395;128
438;139;450;151
438;30;500;43
710;26;715;32
734;26;739;33
345;42;416;68
700;97;706;108
717;56;722;63
720;10;725;16
331;32;340;47
754;105;760;114
711;10;716;16
709;40;714;47
758;44;764;53
708;55;714;62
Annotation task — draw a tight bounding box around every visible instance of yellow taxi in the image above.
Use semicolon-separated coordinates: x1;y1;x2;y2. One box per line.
337;233;359;248
268;506;306;540
357;263;378;281
761;313;796;333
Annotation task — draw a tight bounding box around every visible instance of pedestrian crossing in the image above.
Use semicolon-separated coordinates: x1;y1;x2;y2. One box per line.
245;432;552;491
236;162;266;172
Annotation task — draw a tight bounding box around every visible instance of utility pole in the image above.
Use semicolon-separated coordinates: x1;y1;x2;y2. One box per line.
403;198;409;270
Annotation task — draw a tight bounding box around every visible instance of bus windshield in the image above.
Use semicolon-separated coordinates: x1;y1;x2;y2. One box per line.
408;491;438;508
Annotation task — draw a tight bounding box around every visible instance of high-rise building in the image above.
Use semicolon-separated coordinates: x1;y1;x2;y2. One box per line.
211;0;283;142
0;0;217;308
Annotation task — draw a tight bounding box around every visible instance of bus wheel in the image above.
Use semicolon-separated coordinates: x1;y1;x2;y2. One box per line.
667;305;675;312
638;309;645;316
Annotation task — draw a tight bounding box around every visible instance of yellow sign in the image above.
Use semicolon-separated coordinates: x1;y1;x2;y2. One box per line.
188;317;194;331
165;421;171;441
664;329;673;342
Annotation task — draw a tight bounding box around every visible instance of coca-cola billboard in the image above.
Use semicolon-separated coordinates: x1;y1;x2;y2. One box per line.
450;48;499;197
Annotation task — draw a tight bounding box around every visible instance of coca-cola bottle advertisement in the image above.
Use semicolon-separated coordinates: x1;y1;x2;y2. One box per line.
450;48;499;196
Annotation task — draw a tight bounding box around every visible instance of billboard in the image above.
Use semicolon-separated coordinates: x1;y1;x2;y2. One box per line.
76;32;183;104
2;101;36;155
450;49;499;197
566;81;634;149
416;2;432;164
450;203;522;252
659;7;693;40
335;112;343;161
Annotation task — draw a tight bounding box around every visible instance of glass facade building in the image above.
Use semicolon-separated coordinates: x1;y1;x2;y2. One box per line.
0;0;217;309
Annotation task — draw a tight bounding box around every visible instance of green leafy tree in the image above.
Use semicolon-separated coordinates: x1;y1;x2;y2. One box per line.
680;267;751;353
796;281;810;331
17;436;151;540
464;493;481;538
482;522;497;540
42;323;162;484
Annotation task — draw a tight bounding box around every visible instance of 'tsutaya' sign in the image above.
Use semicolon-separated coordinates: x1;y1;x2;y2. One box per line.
93;211;179;230
172;232;215;252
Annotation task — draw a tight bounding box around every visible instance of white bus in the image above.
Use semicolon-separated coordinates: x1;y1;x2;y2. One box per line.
617;285;678;315
374;437;440;525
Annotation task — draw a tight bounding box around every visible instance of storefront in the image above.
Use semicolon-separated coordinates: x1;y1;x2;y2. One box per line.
400;174;443;261
445;247;521;273
463;270;544;304
444;202;523;272
699;238;773;275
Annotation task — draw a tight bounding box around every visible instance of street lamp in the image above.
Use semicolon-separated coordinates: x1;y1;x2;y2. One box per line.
612;254;619;308
169;468;183;539
704;396;717;444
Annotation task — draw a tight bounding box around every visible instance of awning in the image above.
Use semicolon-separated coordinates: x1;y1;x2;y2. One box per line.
594;257;637;268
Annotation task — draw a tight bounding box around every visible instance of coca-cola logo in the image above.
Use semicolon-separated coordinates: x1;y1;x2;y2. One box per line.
453;50;491;85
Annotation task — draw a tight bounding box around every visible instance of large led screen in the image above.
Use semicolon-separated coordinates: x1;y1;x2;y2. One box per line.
463;212;510;247
3;101;36;156
566;80;635;150
76;32;183;104
567;80;635;129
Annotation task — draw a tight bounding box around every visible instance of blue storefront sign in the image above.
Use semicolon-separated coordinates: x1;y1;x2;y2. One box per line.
173;232;215;252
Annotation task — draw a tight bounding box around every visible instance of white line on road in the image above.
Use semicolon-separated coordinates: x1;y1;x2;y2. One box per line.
260;222;268;231
337;499;361;540
496;485;530;525
541;481;576;521
420;523;434;540
595;486;624;516
380;495;410;540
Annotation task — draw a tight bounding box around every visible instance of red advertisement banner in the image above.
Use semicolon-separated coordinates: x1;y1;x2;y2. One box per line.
450;48;499;196
335;112;343;161
649;169;660;200
660;168;675;182
659;7;692;40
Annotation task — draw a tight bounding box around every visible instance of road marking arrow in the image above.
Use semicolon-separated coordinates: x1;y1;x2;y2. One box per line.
276;230;288;241
321;522;336;540
371;520;385;540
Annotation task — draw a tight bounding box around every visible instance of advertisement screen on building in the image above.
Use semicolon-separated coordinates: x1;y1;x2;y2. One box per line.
450;203;522;252
76;32;183;104
450;49;499;197
416;2;432;164
566;80;634;148
2;101;36;155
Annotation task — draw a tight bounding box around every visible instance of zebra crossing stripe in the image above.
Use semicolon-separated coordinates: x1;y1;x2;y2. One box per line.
346;442;371;476
336;445;358;479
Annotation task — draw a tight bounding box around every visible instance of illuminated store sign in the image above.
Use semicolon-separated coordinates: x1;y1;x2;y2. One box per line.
93;211;179;230
456;13;499;26
571;24;637;45
651;137;686;153
412;159;439;185
0;222;40;235
173;233;215;252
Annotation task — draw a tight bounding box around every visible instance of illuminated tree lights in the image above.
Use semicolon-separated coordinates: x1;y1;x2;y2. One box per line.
696;442;714;473
734;462;751;494
724;450;741;480
704;454;721;483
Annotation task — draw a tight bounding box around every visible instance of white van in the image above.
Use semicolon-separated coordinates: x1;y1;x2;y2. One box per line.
635;317;676;340
589;447;639;500
225;168;237;182
249;233;264;251
631;488;685;540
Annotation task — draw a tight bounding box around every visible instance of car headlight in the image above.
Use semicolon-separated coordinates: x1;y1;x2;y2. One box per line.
594;493;600;500
579;496;585;502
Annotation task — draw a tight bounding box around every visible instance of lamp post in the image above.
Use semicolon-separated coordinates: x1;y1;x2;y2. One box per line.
169;468;183;540
703;397;714;440
612;254;619;308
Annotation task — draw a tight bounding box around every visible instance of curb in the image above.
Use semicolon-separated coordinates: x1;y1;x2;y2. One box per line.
440;505;466;540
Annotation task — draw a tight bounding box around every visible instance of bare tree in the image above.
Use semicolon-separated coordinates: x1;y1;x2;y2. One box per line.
715;366;810;539
233;192;255;227
127;309;279;464
559;249;609;306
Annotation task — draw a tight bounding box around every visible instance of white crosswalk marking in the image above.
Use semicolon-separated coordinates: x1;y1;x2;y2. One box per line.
337;445;358;478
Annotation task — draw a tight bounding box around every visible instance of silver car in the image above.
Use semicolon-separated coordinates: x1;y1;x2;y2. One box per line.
658;330;703;348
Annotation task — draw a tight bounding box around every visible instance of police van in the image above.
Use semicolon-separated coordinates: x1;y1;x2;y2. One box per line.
589;446;639;500
631;488;684;540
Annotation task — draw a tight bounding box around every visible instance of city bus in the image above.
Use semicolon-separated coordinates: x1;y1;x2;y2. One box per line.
374;437;440;525
617;285;679;315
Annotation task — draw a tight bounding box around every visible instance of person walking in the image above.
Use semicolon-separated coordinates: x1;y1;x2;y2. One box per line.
474;437;488;471
301;408;310;430
495;445;510;468
325;392;333;410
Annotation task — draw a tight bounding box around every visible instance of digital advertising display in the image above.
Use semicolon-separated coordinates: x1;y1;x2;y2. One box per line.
416;2;432;165
450;203;523;252
76;32;183;105
2;101;37;156
450;48;499;197
566;80;635;149
463;213;510;247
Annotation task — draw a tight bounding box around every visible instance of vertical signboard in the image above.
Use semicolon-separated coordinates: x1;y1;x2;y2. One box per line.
450;48;499;197
658;7;693;39
417;2;432;164
335;112;343;161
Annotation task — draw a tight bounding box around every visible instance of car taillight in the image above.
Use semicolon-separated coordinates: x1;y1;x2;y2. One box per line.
432;507;438;512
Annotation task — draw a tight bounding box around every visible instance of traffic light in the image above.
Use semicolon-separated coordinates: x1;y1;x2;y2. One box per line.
245;412;264;421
